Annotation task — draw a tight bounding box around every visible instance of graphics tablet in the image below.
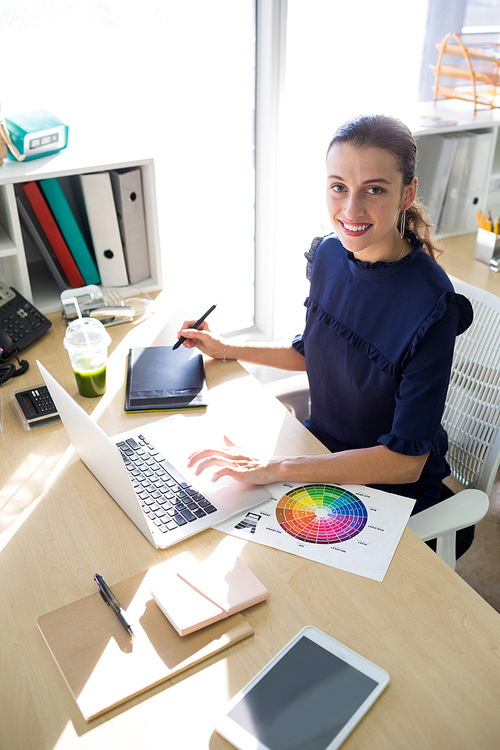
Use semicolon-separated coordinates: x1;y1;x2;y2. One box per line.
214;626;389;750
125;345;207;412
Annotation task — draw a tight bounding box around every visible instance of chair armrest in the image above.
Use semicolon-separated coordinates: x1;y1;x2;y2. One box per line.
407;488;489;542
263;373;310;422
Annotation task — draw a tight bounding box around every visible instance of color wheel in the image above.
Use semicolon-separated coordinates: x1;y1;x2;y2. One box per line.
276;485;368;544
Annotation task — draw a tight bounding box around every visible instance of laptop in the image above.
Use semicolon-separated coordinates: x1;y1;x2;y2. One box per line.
38;361;271;549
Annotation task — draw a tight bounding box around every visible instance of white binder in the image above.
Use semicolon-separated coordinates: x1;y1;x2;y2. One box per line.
417;134;458;227
423;134;459;229
110;168;150;284
79;172;129;287
460;129;494;233
438;133;473;234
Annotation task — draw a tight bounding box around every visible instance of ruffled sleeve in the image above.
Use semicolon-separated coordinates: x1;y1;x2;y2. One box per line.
293;236;328;355
378;290;473;456
454;292;474;334
304;236;326;281
402;291;473;369
292;333;305;356
378;433;441;457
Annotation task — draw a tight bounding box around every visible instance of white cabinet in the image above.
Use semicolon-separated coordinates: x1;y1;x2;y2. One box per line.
487;134;500;219
409;101;500;238
0;147;162;313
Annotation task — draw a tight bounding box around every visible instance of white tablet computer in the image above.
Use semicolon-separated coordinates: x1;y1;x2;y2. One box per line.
214;626;389;750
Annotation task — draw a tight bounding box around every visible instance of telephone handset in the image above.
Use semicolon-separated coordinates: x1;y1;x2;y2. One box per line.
0;282;52;383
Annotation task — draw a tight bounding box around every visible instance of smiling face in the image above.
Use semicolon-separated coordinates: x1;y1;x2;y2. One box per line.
326;143;417;263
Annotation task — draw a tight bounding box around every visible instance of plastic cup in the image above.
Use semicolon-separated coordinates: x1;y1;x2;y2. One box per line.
63;318;112;398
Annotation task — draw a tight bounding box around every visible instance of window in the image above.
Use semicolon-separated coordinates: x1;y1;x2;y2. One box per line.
0;0;257;334
1;1;434;343
463;0;500;29
419;0;500;100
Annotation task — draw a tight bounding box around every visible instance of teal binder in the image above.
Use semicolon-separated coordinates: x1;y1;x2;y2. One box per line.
39;178;100;285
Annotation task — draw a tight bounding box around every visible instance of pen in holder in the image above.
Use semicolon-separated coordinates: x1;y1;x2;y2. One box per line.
475;227;500;272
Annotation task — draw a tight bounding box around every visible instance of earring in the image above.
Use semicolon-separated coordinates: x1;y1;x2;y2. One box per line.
399;208;406;239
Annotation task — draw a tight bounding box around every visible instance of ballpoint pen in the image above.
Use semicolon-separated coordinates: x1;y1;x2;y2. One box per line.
94;574;134;636
172;304;217;350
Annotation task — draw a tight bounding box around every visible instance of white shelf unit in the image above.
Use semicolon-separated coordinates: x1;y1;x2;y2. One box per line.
408;101;500;238
487;135;500;218
0;148;162;313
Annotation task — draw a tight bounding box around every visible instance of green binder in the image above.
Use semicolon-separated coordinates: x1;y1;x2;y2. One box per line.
39;178;100;284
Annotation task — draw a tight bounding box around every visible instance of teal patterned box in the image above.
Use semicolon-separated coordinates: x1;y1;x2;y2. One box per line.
4;110;68;161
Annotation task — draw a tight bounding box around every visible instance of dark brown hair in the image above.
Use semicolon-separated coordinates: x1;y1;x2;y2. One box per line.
327;115;440;260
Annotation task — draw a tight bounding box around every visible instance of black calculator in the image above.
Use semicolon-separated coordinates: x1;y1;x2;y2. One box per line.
11;384;61;430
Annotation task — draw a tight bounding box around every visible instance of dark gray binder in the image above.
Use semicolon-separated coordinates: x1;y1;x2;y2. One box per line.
16;194;68;291
110;168;150;284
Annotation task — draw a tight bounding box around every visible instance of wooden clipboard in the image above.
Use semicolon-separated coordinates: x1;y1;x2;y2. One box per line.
37;561;253;721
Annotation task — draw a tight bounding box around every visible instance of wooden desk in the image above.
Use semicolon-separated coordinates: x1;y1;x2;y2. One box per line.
2;294;500;750
440;232;500;296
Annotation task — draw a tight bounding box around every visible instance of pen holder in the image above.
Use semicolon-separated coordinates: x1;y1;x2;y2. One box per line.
475;228;500;271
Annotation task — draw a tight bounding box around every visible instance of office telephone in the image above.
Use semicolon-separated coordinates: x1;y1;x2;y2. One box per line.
0;282;52;383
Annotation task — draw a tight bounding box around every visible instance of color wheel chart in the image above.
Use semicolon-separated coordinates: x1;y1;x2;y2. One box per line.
276;484;368;544
216;481;416;581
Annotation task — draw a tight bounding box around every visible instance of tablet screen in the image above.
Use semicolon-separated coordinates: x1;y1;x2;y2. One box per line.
227;635;378;750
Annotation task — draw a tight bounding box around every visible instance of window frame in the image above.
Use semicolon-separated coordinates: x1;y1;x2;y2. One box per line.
252;0;288;341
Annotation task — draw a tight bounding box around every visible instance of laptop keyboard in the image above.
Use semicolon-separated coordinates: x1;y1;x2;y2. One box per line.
116;435;217;534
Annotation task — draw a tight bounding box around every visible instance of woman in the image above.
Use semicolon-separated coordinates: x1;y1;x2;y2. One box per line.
177;114;473;516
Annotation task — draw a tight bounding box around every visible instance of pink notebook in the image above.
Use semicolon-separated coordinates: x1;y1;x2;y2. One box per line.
151;551;270;635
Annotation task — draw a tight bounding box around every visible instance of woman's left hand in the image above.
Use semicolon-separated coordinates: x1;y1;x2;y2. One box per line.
187;436;278;485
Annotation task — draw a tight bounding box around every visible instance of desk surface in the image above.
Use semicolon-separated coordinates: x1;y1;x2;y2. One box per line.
1;292;500;750
440;232;500;296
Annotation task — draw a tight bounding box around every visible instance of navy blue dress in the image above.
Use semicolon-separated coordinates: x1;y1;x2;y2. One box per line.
292;232;473;513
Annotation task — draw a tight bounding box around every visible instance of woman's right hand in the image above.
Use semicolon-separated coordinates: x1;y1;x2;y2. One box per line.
176;319;227;359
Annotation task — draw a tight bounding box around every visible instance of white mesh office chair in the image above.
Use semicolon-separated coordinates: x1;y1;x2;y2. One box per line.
265;277;500;569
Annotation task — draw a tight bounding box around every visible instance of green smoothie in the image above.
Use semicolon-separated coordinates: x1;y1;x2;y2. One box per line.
73;358;107;397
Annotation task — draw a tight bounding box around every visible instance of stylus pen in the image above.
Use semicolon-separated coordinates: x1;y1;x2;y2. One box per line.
94;574;135;636
172;304;217;350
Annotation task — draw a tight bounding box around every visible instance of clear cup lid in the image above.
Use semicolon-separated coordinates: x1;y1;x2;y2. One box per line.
63;318;112;351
